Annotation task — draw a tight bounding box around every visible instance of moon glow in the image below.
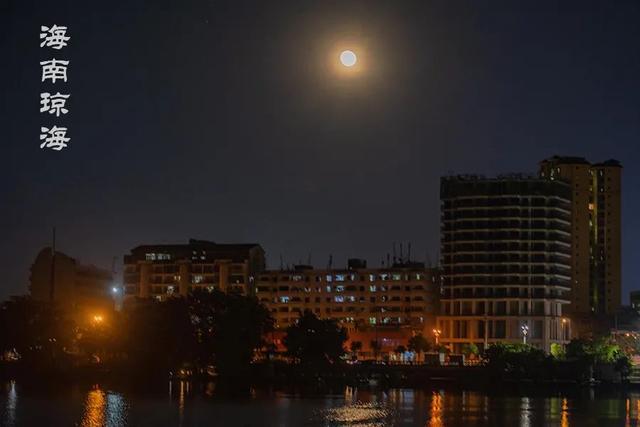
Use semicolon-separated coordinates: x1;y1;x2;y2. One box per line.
340;50;357;67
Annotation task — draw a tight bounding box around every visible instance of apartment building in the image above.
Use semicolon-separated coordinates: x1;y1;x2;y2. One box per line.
123;239;265;301
30;247;114;322
255;260;440;334
539;156;622;317
437;175;572;352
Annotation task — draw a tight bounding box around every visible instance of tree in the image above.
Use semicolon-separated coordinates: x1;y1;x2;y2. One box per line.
350;341;363;360
461;343;479;359
0;296;75;368
484;343;549;379
122;297;195;377
189;290;273;377
408;334;431;362
550;343;566;359
284;310;347;367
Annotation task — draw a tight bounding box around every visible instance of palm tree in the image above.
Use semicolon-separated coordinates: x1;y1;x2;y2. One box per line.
408;334;431;363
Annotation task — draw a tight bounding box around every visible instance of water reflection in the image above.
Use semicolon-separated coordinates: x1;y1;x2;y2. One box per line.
561;397;569;427
322;402;390;427
427;391;443;427
4;380;17;427
80;386;127;427
6;380;640;426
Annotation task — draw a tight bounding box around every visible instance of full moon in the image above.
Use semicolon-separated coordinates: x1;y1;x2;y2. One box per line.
340;50;357;67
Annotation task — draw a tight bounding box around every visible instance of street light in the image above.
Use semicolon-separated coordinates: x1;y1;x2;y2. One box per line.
521;324;529;345
561;318;569;342
433;328;442;346
92;314;104;324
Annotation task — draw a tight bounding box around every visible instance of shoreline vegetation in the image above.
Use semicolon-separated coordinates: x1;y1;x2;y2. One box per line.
0;292;635;394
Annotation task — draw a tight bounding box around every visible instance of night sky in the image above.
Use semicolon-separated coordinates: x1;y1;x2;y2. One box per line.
2;1;639;301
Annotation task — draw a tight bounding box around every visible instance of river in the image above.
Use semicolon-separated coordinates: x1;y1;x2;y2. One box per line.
2;380;640;426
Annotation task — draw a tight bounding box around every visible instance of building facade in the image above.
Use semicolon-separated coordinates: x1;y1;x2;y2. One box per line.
30;248;114;322
255;261;440;334
123;239;265;301
631;291;640;315
437;175;572;352
539;157;622;317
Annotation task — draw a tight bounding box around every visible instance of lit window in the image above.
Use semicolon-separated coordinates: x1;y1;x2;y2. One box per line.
336;285;344;293
280;296;290;303
335;274;345;282
334;296;344;303
369;285;377;292
369;317;376;325
326;275;333;283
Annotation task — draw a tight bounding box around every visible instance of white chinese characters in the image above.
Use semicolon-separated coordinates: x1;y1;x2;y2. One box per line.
40;59;69;83
40;25;70;50
40;92;70;117
40;25;71;151
40;126;70;151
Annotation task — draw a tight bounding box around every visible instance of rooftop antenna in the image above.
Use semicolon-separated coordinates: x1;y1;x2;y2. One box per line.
386;253;390;268
279;254;283;271
408;243;412;262
328;254;333;270
400;243;404;263
49;226;56;303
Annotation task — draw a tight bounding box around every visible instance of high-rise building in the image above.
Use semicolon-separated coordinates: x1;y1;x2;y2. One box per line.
123;239;265;301
539;157;622;318
437;175;572;352
30;248;114;322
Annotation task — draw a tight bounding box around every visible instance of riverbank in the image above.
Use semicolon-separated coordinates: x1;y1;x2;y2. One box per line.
1;359;634;392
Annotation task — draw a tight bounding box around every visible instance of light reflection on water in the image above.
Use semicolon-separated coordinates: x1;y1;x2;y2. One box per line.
80;386;127;427
3;381;640;426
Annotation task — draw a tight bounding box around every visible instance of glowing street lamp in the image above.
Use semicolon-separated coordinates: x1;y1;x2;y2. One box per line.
433;328;442;346
92;314;104;324
561;318;569;342
521;324;529;345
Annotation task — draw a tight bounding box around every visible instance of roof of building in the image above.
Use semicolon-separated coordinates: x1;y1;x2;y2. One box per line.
592;159;622;168
126;239;264;263
440;175;572;199
540;156;590;165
